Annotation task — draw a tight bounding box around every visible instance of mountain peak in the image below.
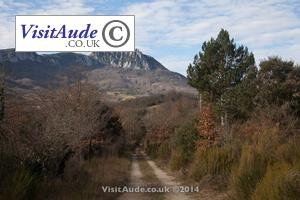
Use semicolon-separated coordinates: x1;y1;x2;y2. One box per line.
90;49;167;71
0;49;40;63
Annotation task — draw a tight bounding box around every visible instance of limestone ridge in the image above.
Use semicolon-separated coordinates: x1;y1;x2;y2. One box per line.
0;49;167;71
90;49;167;70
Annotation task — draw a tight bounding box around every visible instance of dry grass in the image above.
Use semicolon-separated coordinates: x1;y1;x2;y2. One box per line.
189;145;240;182
229;145;268;200
37;156;131;200
252;163;300;200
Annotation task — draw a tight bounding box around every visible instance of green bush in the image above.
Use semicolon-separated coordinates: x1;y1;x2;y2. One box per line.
189;145;240;181
169;121;198;170
230;145;268;200
252;163;300;200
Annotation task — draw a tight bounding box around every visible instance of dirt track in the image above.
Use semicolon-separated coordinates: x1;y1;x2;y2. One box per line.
118;150;191;200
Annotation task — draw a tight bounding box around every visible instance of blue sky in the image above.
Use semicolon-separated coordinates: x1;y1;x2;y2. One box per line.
1;0;300;75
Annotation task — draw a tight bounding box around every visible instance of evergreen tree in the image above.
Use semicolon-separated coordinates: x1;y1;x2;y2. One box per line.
257;57;294;105
187;29;257;121
257;57;300;116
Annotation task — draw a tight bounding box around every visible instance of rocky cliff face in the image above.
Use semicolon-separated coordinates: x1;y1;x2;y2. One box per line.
90;49;167;70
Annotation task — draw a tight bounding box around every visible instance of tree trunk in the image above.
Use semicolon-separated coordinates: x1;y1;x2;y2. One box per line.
199;92;202;112
221;116;224;126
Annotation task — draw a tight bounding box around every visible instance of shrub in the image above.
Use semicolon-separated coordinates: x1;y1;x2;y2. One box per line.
37;156;131;199
252;163;300;200
157;141;171;161
230;145;268;200
189;145;240;181
8;167;40;200
145;143;160;158
169;149;186;171
169;121;198;170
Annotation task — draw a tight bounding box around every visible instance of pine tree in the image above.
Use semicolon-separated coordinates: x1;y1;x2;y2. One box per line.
187;29;256;122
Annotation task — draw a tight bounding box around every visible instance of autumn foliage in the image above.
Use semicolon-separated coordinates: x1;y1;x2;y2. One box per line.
196;105;218;148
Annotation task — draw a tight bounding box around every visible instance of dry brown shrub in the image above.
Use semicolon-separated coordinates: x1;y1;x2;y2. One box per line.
196;105;219;148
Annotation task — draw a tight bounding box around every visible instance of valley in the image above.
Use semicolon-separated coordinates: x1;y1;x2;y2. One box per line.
1;29;300;200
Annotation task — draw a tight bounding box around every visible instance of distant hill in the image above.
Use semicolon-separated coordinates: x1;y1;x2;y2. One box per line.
0;48;196;97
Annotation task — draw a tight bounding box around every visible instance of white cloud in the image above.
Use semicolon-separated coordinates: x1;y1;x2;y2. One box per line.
30;0;95;15
0;0;95;49
122;0;300;71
